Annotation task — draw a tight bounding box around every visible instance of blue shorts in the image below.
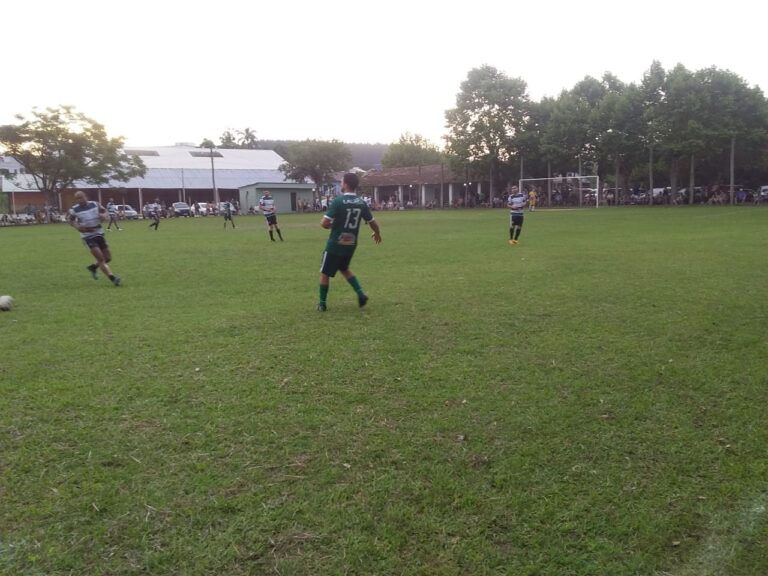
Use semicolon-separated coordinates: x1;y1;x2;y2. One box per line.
83;235;108;250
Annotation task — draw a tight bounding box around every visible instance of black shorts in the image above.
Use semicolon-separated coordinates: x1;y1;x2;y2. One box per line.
265;214;277;226
510;213;524;227
320;251;353;277
83;235;108;250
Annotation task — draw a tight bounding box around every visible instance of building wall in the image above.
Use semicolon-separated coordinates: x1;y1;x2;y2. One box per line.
239;185;314;214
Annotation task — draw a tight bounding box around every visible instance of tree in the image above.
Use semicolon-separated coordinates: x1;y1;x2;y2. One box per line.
238;127;259;149
278;140;351;190
219;130;238;148
0;106;145;206
381;133;443;168
445;65;530;203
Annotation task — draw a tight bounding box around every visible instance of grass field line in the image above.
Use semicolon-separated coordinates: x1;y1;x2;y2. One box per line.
668;491;767;576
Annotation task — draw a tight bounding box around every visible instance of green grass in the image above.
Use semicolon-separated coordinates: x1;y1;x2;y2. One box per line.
1;207;767;575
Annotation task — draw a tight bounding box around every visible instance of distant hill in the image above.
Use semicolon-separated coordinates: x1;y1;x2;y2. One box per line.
257;140;389;171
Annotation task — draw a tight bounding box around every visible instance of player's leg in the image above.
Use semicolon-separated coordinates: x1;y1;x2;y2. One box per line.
340;261;367;307
267;218;275;241
275;218;283;240
89;240;120;285
509;213;515;244
318;252;337;311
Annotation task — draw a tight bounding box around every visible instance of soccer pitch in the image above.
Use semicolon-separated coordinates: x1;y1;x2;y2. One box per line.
1;207;767;575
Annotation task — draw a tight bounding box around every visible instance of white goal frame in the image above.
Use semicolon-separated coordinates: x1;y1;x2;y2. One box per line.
518;175;600;208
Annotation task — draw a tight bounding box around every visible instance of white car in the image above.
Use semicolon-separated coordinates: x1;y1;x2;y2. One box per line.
114;204;139;219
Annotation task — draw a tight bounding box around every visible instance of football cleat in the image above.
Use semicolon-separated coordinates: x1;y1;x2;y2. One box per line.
317;302;327;312
358;293;369;308
87;264;98;280
111;276;122;286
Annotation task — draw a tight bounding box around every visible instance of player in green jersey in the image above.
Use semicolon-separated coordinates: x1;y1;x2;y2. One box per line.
318;173;382;311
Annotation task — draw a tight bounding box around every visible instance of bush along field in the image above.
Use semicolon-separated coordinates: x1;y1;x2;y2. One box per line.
1;206;767;575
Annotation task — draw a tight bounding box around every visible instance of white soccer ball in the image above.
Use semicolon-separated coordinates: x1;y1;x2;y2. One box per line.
0;295;14;311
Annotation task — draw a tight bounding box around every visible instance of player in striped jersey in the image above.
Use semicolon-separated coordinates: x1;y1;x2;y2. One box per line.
68;191;121;286
507;187;528;245
258;191;283;241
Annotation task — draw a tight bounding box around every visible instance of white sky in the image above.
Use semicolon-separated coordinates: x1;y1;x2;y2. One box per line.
3;0;766;149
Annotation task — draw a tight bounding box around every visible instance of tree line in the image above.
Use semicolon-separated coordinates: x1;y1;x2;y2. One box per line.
443;62;768;203
3;61;766;207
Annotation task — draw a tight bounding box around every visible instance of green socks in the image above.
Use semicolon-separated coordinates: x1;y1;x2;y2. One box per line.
347;276;363;295
319;284;329;304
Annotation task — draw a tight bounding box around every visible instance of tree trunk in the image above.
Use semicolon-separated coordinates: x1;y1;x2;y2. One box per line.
729;136;736;205
547;160;552;205
648;145;654;203
669;156;679;205
614;158;620;207
689;154;695;206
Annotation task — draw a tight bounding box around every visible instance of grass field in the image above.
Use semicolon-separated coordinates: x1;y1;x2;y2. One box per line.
1;207;767;575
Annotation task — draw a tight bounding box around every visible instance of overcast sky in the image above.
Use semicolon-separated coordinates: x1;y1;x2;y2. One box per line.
3;0;766;148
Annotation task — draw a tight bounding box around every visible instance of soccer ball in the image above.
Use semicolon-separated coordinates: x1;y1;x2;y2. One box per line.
0;295;14;311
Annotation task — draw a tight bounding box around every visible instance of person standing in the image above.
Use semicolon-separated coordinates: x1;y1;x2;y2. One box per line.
106;198;122;230
222;200;236;229
148;198;160;230
528;189;537;212
68;191;121;286
317;172;381;312
507;187;528;245
258;190;283;241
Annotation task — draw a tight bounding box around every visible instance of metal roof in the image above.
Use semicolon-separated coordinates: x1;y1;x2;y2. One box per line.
124;145;285;170
1;146;298;192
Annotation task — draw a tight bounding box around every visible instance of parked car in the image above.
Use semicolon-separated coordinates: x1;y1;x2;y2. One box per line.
759;186;768;202
115;204;139;219
172;202;191;217
196;202;211;216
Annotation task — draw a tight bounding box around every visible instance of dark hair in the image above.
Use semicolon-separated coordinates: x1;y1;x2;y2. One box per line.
343;172;359;192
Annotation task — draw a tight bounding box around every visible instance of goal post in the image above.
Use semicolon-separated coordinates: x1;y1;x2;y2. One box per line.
517;175;600;208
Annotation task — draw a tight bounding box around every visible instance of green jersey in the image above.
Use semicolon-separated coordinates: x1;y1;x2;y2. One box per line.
323;193;374;255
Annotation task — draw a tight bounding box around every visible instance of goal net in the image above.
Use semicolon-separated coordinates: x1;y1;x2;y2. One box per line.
517;175;600;208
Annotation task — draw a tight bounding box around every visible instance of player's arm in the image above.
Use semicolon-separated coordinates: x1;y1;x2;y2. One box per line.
321;198;337;229
368;219;382;244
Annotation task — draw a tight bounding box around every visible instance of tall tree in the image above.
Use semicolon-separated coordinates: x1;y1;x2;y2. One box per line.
279;140;351;190
694;67;768;202
445;65;530;203
219;130;238;148
381;133;443;168
238;127;259;149
0;106;145;206
657;64;705;201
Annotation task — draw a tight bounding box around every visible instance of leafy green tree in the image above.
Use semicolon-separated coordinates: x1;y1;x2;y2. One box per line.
382;133;443;168
657;64;706;200
445;65;530;202
640;60;668;195
694;67;768;201
219;130;238;148
238;127;259;149
594;81;646;197
0;106;146;207
279;140;351;189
